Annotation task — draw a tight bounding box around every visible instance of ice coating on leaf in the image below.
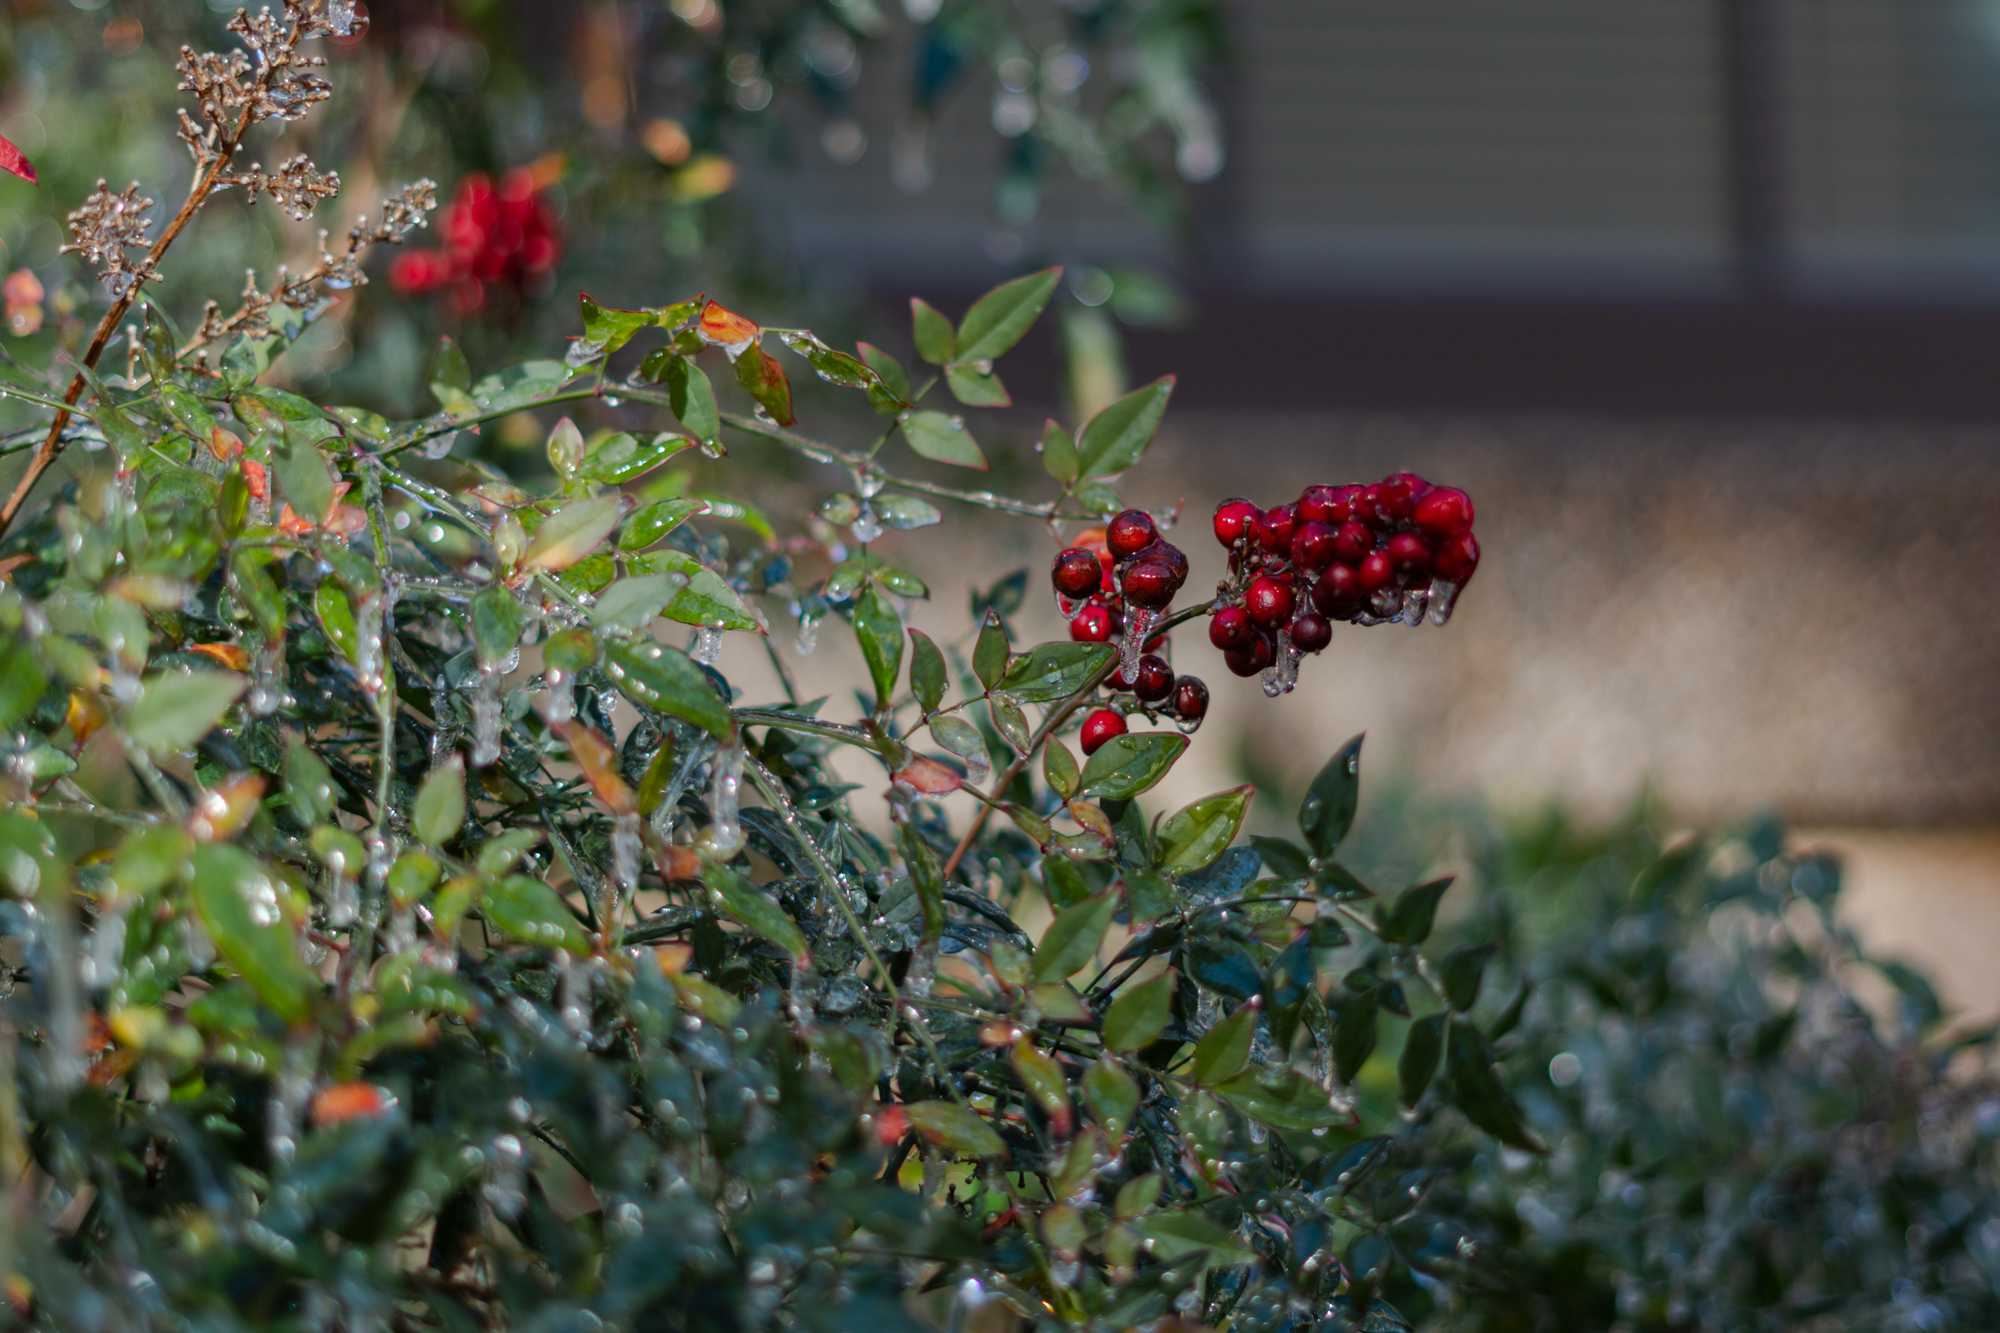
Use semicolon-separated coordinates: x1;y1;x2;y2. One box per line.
470;669;503;767
850;504;882;545
707;744;745;855
612;810;642;904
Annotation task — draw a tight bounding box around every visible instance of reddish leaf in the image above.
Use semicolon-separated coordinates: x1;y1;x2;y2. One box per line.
0;134;36;186
732;344;795;426
698;299;759;349
894;755;964;795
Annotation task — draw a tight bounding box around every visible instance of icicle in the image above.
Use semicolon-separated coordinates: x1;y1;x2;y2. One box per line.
470;669;503;767
1261;629;1302;698
84;905;127;990
33;901;86;1092
903;946;936;999
795;607;822;655
353;591;386;695
268;1040;313;1169
384;907;417;955
691;626;723;666
541;667;574;726
1119;604;1159;683
326;869;359;929
484;1133;528;1217
1397;584;1428;627
706;745;745;855
556;952;589;1034
1056;593;1087;622
249;637;286;716
610;810;642;926
1427;578;1461;626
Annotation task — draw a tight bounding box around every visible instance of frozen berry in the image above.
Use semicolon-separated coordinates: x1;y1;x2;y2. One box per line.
1244;574;1296;627
1133;654;1174;703
1223;631;1277;677
1172;675;1208;722
1290;612;1332;653
1212;497;1261;546
1253;503;1297;554
1291;521;1339;570
1332;521;1374;564
1208;604;1254;650
1413;486;1474;536
1106;508;1158;559
1355;484;1386;526
1121;559;1179;608
1434;529;1480;583
1079;708;1127;755
1357;549;1395;592
1137;539;1189;585
1311;563;1361;614
1385;531;1432;577
1296;484;1345;526
1378;471;1431;521
1051;547;1102;599
1071;601;1115;642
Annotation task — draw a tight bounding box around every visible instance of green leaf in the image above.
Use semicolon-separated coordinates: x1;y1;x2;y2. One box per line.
1446;1016;1542;1150
469;585;522;671
125;670;246;754
908;629;946;714
1300;734;1364;859
1378;877;1453;945
1157;786;1253;876
413;755;467;847
1133;1211;1258;1267
777;330;882;393
874;493;942;530
703;863;809;963
605;641;735;740
1191;1002;1257;1086
1213;1068;1350;1131
1334;987;1380;1084
900;410;987;470
1076;375;1173;479
1078;732;1186;800
484;874;592;956
523;497;624;573
972;610;1009;691
1103;971;1173;1052
946;363;1009;407
1032;892;1116;983
930;714;986;765
999;641;1113;703
905;1101;1006;1158
591;573;687;633
429;335;472;408
619;498;708;552
1440;943;1497;1011
910;298;956;365
229;551;286;638
642;551;760;632
1010;1039;1070;1126
577;292;655;358
658;355;720;443
191;845;314;1025
898;823;945;944
732;344;794;426
852;584;903;713
1082;1058;1140;1137
273;437;335;524
582;431;693;485
856;341;911;407
1399;1012;1447;1106
955;267;1061;364
283;739;336;825
0;635;48;729
990;695;1031;754
1040;418;1079;486
1043;738;1081;801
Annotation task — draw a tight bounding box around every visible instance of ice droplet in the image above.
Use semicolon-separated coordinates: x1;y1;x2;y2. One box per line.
795;606;822;656
353;591;386;695
1119;605;1159;683
612;811;642;903
1261;630;1301;698
850;504;883;545
563;338;608;370
707;745;745;855
470;670;503;767
249;637;286;716
540;667;574;726
691;626;724;667
1427;578;1460;626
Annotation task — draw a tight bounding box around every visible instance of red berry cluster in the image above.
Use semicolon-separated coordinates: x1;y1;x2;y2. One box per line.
389;169;562;316
1207;473;1479;695
1049;510;1209;754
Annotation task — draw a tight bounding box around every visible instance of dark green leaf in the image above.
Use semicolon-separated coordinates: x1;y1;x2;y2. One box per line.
852;585;903;713
1076;375;1174;479
945;363;1009;407
1334;986;1380;1084
972;610;1009;691
955;267;1060;364
191;845;315;1024
606;641;735;740
704;863;809;963
1157;786;1254;875
1440;943;1497;1011
1378;877;1453;945
998;641;1113;702
1078;732;1186;800
1214;1068;1350;1131
1300;734;1364;859
484;875;591;956
659;355;720;443
1191;1002;1257;1086
1446;1016;1543;1151
1043;738;1081;801
908;629;946;714
1032;893;1116;983
910;298;956;365
413;755;467;847
1399;1012;1446;1106
125;670;245;753
906;1101;1005;1158
900;410;987;470
1103;972;1173;1052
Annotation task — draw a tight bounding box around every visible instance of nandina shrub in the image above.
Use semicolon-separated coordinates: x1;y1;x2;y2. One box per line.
0;8;1534;1328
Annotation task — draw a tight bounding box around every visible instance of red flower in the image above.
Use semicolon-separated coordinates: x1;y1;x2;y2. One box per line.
391;168;561;313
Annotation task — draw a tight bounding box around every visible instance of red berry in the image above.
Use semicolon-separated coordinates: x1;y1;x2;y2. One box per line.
1385;531;1432;577
1253;503;1297;554
1071;601;1115;642
1212;498;1261;546
1106;508;1158;559
1244;575;1296;627
1378;471;1431;521
1332;521;1374;564
1121;559;1179;609
1434;530;1480;583
1311;563;1361;615
1357;549;1395;591
1208;604;1253;650
1291;521;1339;571
1079;708;1127;755
1296;484;1345;526
1172;675;1208;722
1224;646;1262;678
1133;654;1174;702
1290;612;1332;653
1136;539;1189;586
1413;486;1474;536
1051;547;1102;599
